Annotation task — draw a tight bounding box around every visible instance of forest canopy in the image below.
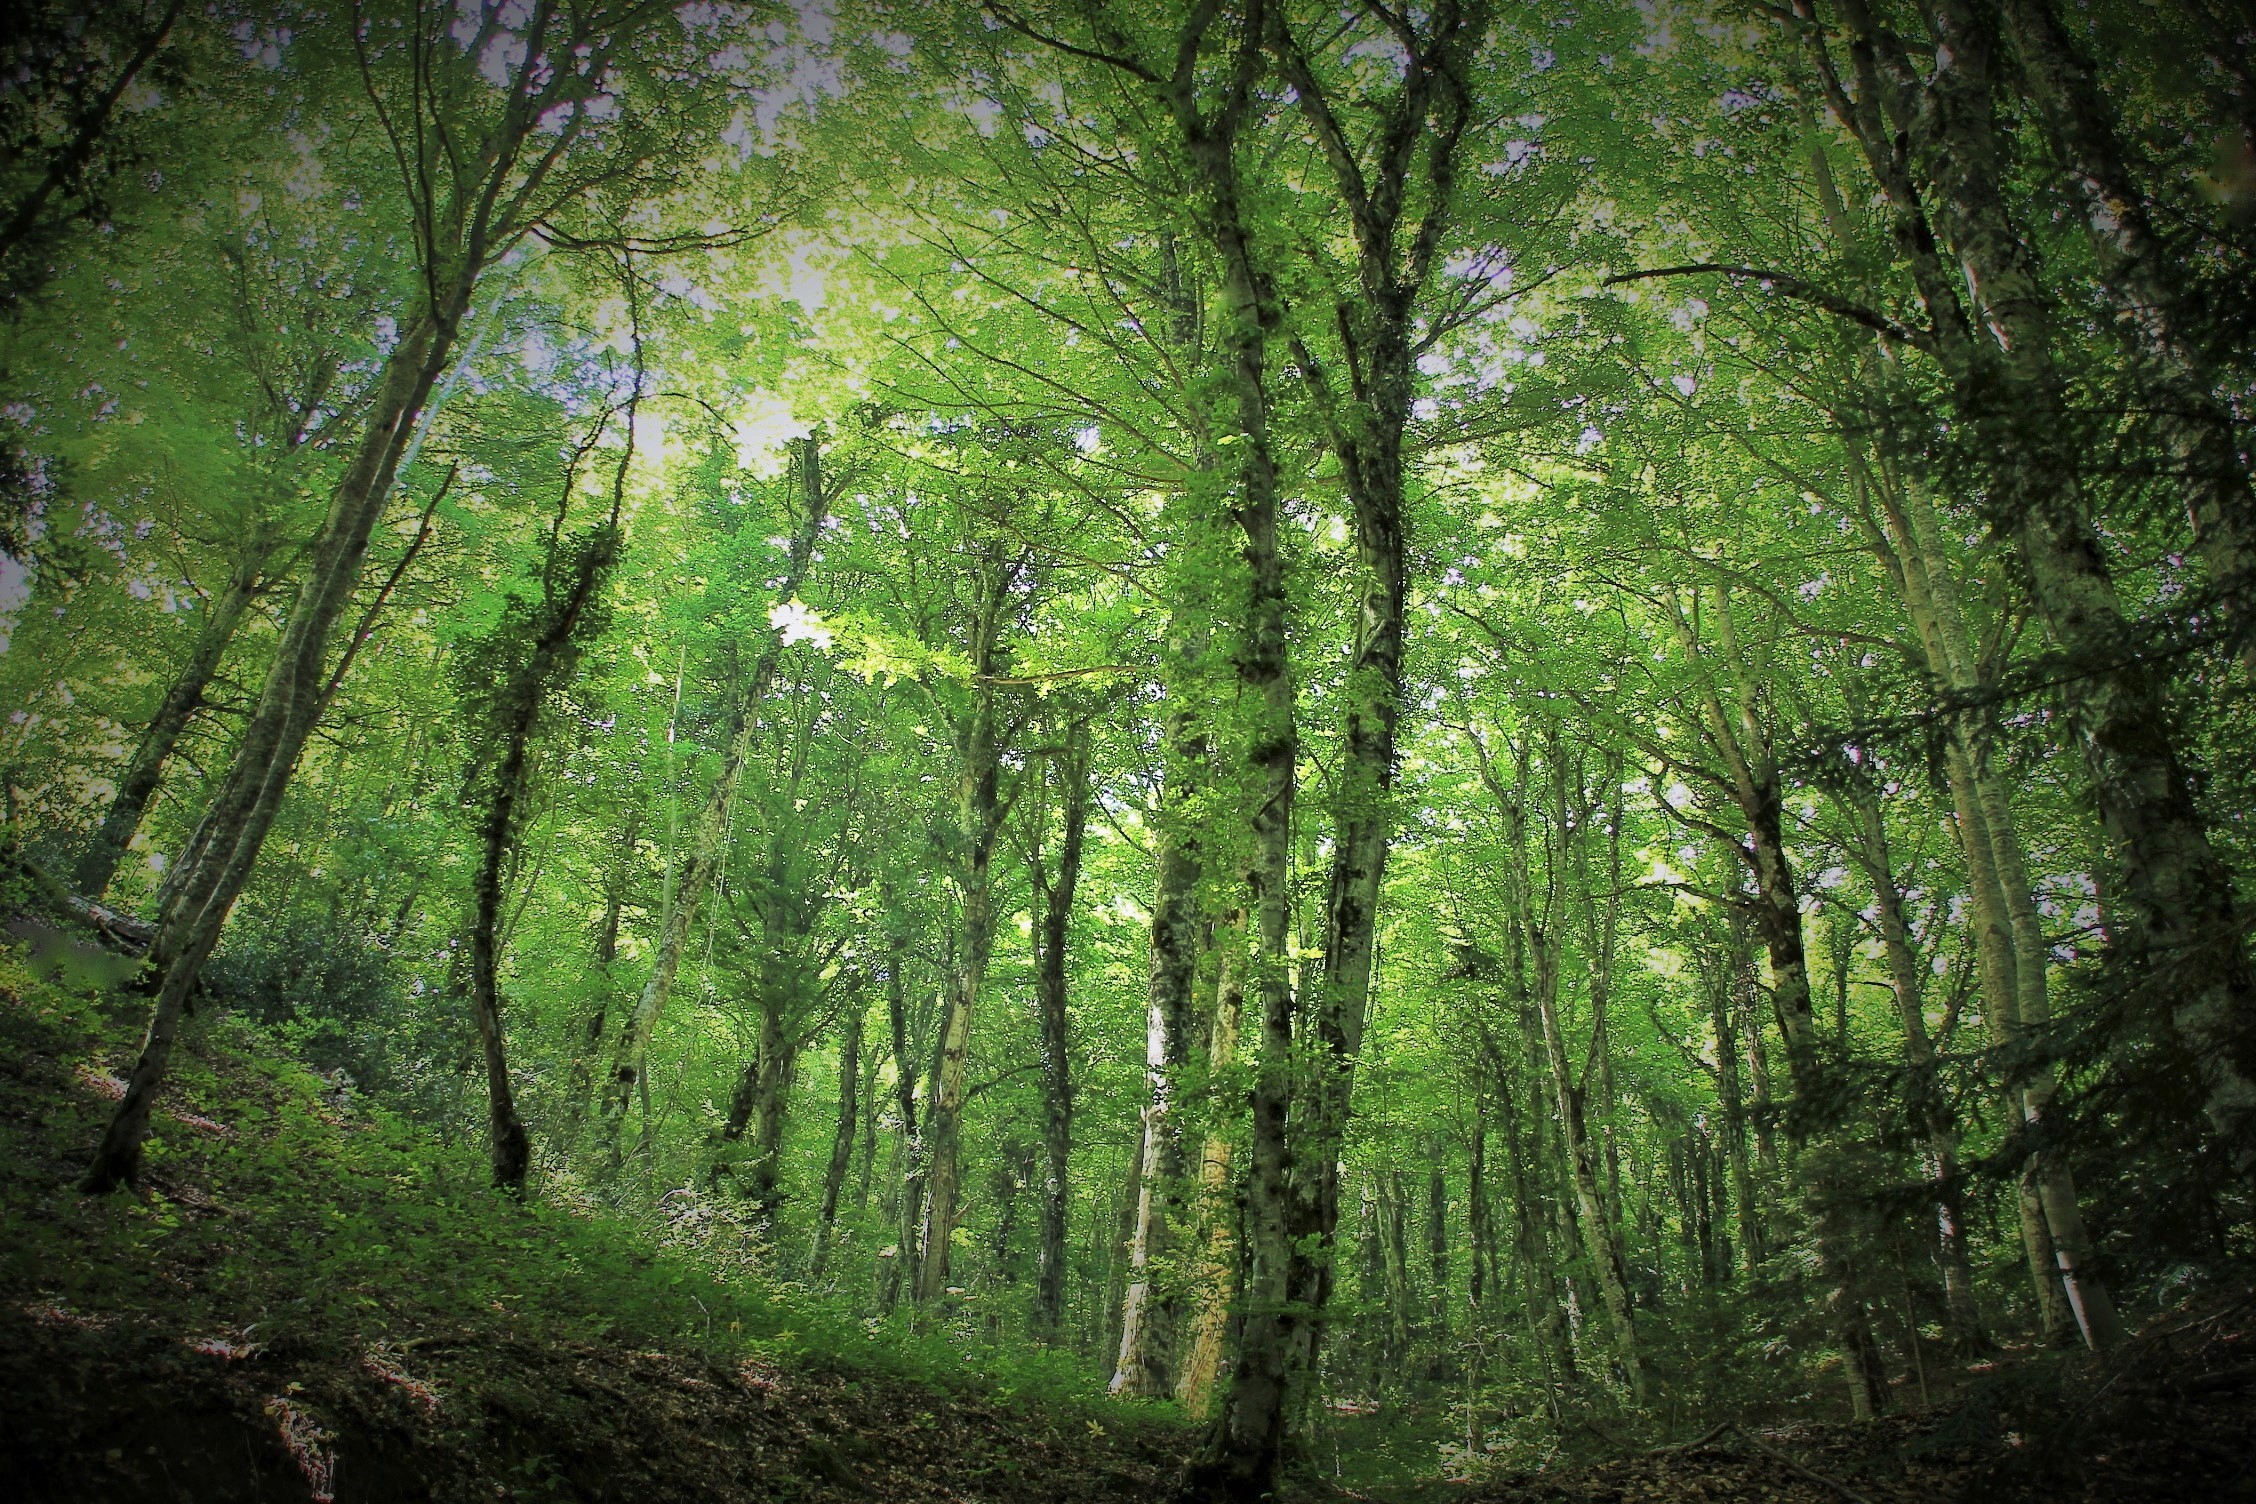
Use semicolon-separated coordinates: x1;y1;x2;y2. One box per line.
4;0;2254;1498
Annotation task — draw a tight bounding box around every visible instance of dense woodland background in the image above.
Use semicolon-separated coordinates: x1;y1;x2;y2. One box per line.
3;0;2254;1497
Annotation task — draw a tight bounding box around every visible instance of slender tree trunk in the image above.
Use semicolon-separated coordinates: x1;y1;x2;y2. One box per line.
1117;652;1204;1387
914;554;1013;1305
75;559;260;899
1977;762;2128;1349
1705;931;1764;1273
1036;718;1090;1340
563;811;639;1140
1837;775;1988;1353
881;921;924;1313
82;299;458;1193
1532;946;1646;1400
810;1001;863;1281
1494;1035;1577;1389
1521;754;1645;1402
598;437;828;1174
467;758;535;1195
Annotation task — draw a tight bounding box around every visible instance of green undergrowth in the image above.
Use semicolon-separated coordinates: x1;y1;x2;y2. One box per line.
0;943;1128;1422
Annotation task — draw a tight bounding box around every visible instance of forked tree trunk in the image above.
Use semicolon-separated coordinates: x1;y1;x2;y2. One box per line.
1266;0;1487;1412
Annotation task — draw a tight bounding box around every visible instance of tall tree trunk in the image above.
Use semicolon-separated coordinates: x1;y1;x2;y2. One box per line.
597;437;828;1174
1176;911;1247;1419
1267;1;1488;1412
1826;0;2256;1176
1036;718;1090;1340
914;553;1013;1305
75;556;260;899
881;917;924;1313
810;1000;863;1281
1117;632;1205;1387
1665;579;1887;1416
1531;939;1646;1401
1155;9;1301;1496
83;302;456;1192
1847;441;2084;1342
1835;773;1988;1353
1999;0;2256;668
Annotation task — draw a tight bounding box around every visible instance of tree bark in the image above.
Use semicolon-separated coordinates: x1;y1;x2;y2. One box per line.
1035;716;1090;1340
1998;0;2256;669
1116;633;1205;1387
880;914;925;1313
1176;911;1246;1419
810;1000;863;1281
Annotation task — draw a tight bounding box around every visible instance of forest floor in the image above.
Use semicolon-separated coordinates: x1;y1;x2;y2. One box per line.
0;947;1190;1504
2;930;2252;1504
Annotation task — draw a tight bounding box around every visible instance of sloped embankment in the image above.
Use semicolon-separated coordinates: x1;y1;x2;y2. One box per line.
0;954;1185;1503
